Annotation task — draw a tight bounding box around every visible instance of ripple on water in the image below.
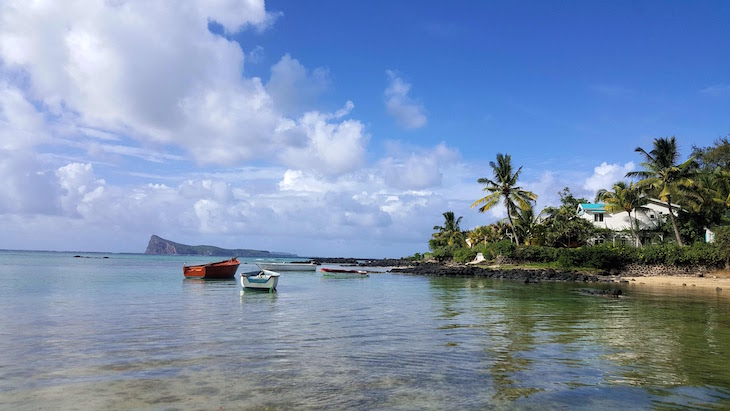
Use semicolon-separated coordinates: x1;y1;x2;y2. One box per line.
1;254;730;409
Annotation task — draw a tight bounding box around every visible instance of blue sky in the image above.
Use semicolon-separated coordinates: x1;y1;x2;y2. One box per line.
0;1;727;257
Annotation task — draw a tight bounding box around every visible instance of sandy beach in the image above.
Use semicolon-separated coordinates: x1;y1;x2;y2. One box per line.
621;270;730;292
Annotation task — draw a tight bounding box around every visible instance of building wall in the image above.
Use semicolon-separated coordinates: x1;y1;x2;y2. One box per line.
579;200;677;231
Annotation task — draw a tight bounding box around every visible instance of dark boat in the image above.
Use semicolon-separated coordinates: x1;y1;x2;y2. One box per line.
183;258;240;279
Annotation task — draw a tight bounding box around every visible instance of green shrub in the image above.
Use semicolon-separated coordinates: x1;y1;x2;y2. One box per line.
638;244;670;265
678;242;722;267
580;245;631;270
488;240;517;258
556;251;577;268
453;247;478;264
407;252;423;261
516;245;557;262
715;226;730;268
431;244;463;262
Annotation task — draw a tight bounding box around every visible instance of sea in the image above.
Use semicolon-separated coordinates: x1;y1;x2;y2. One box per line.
1;250;729;410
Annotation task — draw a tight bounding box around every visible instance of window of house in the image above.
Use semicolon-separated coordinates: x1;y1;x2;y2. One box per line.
594;214;604;222
650;214;655;219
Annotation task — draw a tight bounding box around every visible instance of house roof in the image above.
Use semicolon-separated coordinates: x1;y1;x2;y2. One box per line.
578;203;605;213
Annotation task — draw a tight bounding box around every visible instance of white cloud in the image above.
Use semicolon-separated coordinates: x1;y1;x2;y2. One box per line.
247;45;265;64
378;142;459;190
0;1;370;176
0;150;60;214
384;70;427;129
0;1;300;167
0;82;49;150
277;102;368;175
583;161;635;196
266;54;330;115
56;162;106;217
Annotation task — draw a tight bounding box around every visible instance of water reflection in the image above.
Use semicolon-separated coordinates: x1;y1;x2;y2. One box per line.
182;278;237;286
240;289;279;300
428;277;730;408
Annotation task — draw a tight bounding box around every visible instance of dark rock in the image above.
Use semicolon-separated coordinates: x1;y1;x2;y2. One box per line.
391;263;603;284
581;288;622;297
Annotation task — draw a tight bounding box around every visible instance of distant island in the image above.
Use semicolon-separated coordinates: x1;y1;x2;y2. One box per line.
144;235;297;258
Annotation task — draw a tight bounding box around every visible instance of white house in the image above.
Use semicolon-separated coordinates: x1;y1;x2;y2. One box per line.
577;198;681;246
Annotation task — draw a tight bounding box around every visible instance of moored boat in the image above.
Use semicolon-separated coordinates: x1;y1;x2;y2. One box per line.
256;261;317;271
320;267;369;278
241;269;280;291
183;258;240;279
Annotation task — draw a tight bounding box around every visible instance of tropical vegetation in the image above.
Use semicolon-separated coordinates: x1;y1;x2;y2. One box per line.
471;153;537;246
417;137;730;270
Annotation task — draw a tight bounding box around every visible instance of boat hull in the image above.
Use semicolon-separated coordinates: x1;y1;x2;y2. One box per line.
256;262;317;271
320;267;369;278
183;258;240;279
241;269;280;290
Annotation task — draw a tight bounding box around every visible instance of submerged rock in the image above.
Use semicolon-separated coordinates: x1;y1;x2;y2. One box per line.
581;288;623;297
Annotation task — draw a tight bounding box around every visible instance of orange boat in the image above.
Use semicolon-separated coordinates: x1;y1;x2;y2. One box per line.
183;258;240;279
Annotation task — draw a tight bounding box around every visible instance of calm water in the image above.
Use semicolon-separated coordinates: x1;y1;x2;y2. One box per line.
1;251;729;410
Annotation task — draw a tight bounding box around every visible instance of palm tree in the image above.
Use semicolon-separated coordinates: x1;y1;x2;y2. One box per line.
626;136;695;246
432;211;464;246
471;153;538;245
513;204;540;246
595;181;646;247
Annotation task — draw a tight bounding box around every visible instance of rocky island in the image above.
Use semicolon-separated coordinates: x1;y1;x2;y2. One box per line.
144;235;296;258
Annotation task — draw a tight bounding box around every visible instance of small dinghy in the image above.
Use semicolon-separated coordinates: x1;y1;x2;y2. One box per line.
241;269;280;291
320;267;369;278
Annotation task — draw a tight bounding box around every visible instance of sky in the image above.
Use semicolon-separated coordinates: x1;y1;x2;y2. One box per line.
0;0;728;257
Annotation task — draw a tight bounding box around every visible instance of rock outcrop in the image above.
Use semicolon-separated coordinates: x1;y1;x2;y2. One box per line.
144;235;296;258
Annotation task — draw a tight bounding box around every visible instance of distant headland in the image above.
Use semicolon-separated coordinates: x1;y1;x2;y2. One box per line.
144;235;297;258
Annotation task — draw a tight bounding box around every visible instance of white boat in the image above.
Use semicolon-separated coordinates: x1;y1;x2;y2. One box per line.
241;269;280;291
256;262;317;271
320;267;369;278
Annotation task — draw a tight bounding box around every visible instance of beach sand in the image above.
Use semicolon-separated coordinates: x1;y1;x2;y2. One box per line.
621;270;730;292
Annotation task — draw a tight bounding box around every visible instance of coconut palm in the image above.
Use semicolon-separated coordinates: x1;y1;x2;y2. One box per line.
595;181;646;247
471;153;538;245
432;211;464;246
513;204;540;246
626;136;696;246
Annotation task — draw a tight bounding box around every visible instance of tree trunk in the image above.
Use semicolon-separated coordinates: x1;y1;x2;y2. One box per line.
666;198;683;247
507;207;520;246
628;211;642;247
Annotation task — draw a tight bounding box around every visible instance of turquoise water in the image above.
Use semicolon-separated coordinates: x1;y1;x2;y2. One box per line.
1;251;729;410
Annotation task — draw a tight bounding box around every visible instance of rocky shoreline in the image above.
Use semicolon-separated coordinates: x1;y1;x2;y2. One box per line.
310;258;608;283
389;262;605;283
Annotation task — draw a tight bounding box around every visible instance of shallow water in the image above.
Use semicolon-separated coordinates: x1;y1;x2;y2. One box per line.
1;251;729;410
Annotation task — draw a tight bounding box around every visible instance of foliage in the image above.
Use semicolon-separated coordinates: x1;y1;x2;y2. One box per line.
430;211;466;250
431;244;462;262
472;153;537;245
467;224;506;246
420;136;730;266
453;247;478;264
540;188;597;248
407;252;423;261
715;226;730;268
490;239;518;257
692;135;730;170
635;243;723;267
595;181;646;246
626;136;697;246
515;245;557;262
513;204;542;246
